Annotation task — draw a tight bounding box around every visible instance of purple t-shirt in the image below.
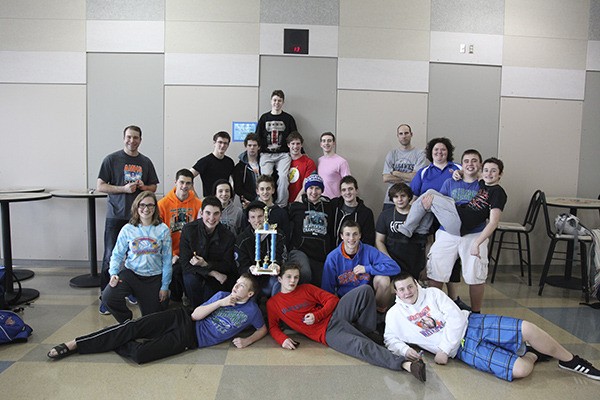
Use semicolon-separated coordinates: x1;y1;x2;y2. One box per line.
195;291;264;348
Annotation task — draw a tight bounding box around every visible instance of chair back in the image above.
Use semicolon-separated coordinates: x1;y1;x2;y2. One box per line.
540;191;556;239
522;189;543;232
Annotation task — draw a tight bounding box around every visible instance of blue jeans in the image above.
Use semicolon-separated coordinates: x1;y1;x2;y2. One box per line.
101;218;128;292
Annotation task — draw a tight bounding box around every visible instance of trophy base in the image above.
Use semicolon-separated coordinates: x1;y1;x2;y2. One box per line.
254;268;279;275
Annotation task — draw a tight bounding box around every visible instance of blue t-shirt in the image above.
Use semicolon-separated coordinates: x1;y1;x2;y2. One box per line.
195;291;265;348
439;178;484;233
410;162;462;196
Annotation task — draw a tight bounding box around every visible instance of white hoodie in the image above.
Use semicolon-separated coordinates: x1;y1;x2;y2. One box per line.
384;285;470;358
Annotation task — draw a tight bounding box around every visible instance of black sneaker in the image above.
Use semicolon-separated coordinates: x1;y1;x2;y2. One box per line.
558;355;600;380
454;297;472;312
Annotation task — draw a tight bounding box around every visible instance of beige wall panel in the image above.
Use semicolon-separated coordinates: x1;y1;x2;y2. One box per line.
166;0;260;22
163;86;258;192
336;90;429;208
588;40;600;71
338;27;429;60
165;53;259;86
504;0;589;39
165;21;259;54
0;0;85;19
503;36;587;69
0;84;89;260
430;31;503;65
498;97;583;264
340;0;430;30
260;24;338;57
0;19;85;51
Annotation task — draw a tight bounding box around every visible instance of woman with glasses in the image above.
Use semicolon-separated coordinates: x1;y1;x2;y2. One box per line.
102;191;173;323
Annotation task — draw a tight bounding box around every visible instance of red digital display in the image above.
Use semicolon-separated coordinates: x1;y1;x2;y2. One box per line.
284;29;309;55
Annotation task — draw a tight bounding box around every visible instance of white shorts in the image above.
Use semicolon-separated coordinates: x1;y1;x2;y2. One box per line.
426;230;489;285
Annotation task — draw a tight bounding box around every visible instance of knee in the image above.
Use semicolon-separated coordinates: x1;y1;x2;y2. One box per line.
373;275;390;291
512;357;534;379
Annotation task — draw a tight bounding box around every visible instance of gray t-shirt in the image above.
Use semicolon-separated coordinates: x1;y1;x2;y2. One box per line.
382;147;428;205
98;150;159;219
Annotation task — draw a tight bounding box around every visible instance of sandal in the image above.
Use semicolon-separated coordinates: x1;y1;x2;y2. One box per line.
47;343;77;360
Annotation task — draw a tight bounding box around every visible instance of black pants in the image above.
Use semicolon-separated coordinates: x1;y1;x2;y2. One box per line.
76;307;197;364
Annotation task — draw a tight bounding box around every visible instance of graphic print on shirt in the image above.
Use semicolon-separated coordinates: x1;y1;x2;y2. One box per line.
208;307;249;334
466;187;491;212
265;120;286;150
130;237;160;255
393;159;416;173
124;164;143;183
289;166;300;183
169;207;194;233
303;210;327;236
338;270;370;286
448;187;479;204
407;305;445;337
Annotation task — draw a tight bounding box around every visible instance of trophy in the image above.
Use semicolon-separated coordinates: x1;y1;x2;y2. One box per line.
253;206;280;275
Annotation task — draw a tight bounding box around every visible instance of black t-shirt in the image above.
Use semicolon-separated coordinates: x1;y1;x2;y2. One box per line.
457;180;507;233
193;153;235;197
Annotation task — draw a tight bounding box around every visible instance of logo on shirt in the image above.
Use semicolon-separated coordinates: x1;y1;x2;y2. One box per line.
209;308;249;334
130;237;160;255
303;210;327;236
124;164;143;183
407;306;445;337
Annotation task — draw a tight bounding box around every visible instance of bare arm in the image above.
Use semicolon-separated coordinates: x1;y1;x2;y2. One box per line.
232;325;268;348
375;232;391;257
190;294;235;321
382;170;417;184
97;178;134;194
470;208;502;257
190;167;199;177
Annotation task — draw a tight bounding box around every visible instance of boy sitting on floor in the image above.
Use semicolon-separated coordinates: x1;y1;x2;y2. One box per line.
384;272;600;381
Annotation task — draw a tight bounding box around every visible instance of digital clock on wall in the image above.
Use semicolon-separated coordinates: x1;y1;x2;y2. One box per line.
284;29;309;55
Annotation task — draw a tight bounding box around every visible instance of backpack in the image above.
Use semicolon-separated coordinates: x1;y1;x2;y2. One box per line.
554;213;590;237
587;229;600;306
0;265;22;309
0;310;33;344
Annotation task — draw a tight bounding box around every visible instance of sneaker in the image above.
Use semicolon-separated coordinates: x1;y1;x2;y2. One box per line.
454;297;472;312
525;345;552;362
98;302;111;315
410;359;427;382
558;355;600;380
126;295;138;305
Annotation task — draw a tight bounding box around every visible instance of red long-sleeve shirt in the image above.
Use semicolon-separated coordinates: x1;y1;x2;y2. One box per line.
266;284;339;345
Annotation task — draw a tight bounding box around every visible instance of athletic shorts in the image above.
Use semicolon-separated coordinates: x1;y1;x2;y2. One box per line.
426;230;488;285
456;313;525;381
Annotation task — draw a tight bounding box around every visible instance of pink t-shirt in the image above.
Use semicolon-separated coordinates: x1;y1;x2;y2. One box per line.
318;154;351;198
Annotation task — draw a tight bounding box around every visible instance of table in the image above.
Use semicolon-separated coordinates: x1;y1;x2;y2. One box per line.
545;196;600;290
51;190;107;288
0;192;52;305
0;187;46;282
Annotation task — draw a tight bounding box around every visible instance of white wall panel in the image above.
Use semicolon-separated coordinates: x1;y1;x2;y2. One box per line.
0;51;85;83
86;20;164;53
165;53;259;86
587;40;600;71
501;66;586;100
430;31;503;65
338;58;429;92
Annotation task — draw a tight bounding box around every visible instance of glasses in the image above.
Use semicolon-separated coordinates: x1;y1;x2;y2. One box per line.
138;203;156;210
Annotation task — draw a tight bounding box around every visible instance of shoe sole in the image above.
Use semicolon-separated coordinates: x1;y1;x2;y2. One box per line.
559;364;600;380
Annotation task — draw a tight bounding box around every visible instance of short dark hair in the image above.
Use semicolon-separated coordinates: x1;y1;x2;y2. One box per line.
201;196;223;211
425;137;454;163
212;179;232;196
279;262;301;277
123;125;142;138
287;131;304;144
388;183;413;201
213;131;231;142
246;200;267;217
271;90;285;100
175;169;194;181
340;219;361;233
256;174;275;188
340;175;358;190
244;133;259;147
391;271;416;288
320;132;335;142
483;157;504;174
461;149;482;163
239;272;259;294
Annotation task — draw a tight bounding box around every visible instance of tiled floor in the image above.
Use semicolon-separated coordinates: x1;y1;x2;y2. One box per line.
1;265;599;399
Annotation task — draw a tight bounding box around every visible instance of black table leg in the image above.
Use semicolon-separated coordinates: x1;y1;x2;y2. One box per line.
69;196;100;288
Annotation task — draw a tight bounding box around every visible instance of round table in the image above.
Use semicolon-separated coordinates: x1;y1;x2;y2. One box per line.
0;192;52;305
51;190;107;288
0;187;46;282
545;196;600;290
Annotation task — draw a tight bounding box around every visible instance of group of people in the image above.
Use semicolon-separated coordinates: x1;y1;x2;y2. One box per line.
46;94;600;384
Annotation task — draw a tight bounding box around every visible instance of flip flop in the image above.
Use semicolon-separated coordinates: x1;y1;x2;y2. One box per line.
47;343;77;360
410;359;427;382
